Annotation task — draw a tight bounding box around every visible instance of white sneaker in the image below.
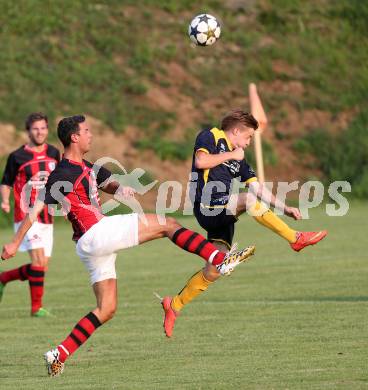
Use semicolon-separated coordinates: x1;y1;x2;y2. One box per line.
44;348;64;377
216;245;256;276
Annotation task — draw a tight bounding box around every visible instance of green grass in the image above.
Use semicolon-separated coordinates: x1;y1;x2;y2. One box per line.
294;111;368;198
0;203;367;389
0;1;366;130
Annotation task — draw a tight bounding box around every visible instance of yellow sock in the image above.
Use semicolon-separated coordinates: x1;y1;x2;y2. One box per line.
171;270;212;312
249;201;297;243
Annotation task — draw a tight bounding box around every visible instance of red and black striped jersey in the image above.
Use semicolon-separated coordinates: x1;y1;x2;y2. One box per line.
1;144;60;224
43;158;112;241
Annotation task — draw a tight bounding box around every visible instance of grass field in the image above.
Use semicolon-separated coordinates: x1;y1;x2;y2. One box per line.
0;203;367;389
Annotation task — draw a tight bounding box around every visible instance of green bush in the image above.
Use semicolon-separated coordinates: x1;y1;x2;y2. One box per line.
135;137;193;161
129;44;154;72
295;111;368;198
329;0;368;35
245;139;278;168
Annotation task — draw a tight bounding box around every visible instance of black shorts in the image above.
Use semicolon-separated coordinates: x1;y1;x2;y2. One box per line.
193;203;237;249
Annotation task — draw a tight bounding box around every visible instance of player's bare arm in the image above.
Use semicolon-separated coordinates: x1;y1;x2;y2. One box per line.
99;180;136;198
195;148;244;170
248;181;302;220
0;184;12;213
1;199;45;260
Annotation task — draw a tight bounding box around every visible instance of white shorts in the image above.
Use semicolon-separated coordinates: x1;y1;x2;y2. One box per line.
76;214;139;285
14;221;54;257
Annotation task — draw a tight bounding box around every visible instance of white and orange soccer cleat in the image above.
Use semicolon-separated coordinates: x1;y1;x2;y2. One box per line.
44;348;64;377
216;245;256;276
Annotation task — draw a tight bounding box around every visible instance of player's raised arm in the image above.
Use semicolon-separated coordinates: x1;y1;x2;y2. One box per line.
100;180;136;198
1;199;45;260
195;148;244;170
94;164;136;198
193;124;246;170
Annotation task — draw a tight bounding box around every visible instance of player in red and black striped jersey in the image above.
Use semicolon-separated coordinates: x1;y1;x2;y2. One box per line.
0;112;60;317
1;115;255;377
41;157;112;242
2;140;60;224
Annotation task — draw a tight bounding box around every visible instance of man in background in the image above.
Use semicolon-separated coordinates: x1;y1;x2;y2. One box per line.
0;112;60;316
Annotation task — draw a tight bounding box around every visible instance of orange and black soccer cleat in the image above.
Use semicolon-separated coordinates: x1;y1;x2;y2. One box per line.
290;230;328;252
161;296;178;338
44;348;64;377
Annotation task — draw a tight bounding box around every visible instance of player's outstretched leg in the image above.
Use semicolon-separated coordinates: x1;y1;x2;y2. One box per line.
160;242;255;337
138;215;255;275
44;279;115;377
251;205;328;252
160;267;214;338
236;196;328;252
160;268;215;337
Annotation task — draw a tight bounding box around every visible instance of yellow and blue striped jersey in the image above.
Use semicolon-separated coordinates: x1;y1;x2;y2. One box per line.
191;127;257;207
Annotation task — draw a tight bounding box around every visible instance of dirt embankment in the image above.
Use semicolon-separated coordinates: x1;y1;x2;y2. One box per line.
0;61;354;210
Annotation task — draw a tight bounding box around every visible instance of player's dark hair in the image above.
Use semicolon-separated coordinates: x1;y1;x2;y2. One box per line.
221;110;259;131
25;112;48;131
57;115;86;147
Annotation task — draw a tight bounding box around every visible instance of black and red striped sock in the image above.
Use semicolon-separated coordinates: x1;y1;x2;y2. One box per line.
57;312;102;363
0;263;29;284
171;228;225;265
28;265;45;313
0;264;46;313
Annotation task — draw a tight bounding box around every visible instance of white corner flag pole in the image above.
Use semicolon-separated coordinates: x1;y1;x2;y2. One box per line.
249;83;268;184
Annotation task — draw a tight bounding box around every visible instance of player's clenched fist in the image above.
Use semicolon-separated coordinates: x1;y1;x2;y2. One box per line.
1;242;18;260
231;147;245;161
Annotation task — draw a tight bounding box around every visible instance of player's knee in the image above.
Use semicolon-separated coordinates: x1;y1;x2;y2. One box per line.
106;307;116;322
97;299;117;323
32;256;48;268
165;216;181;232
203;264;221;282
101;306;117;322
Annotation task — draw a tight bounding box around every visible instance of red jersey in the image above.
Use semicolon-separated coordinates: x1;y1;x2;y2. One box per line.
43;158;112;241
1;144;60;224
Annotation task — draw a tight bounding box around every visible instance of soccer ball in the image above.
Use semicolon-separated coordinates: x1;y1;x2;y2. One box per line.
188;14;221;46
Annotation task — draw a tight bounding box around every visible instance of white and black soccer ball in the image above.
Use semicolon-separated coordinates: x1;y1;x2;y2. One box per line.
188;14;221;46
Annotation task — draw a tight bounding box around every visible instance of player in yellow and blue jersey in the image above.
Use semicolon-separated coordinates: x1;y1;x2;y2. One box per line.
161;109;327;337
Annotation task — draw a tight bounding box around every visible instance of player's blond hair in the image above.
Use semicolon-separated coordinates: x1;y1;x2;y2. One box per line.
221;110;258;131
